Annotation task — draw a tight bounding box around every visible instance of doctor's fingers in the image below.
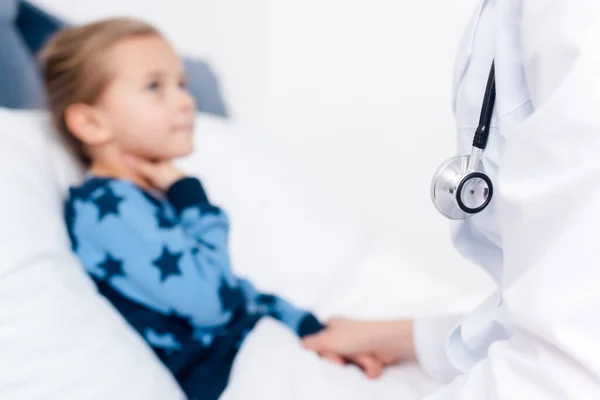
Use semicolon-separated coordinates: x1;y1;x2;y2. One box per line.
315;350;384;379
350;354;384;379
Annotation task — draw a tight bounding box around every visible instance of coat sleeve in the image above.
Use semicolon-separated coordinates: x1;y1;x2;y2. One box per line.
426;1;600;398
413;314;464;383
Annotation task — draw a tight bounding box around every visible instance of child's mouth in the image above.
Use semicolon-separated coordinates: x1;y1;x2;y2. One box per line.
172;124;194;134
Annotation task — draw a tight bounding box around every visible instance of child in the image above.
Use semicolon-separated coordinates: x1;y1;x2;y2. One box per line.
39;18;331;400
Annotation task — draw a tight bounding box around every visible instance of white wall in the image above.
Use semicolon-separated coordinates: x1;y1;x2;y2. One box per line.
32;0;486;282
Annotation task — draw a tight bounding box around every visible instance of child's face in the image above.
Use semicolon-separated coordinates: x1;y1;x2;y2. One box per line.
96;35;196;161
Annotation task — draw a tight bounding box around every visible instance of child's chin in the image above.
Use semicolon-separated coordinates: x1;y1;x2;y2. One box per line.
146;143;194;161
176;145;194;158
166;144;194;159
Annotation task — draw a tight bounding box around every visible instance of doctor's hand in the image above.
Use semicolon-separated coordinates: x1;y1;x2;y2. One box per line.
315;350;386;379
302;317;416;377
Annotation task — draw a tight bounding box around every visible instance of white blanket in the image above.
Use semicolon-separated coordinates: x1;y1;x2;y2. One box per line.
222;318;439;400
220;240;494;400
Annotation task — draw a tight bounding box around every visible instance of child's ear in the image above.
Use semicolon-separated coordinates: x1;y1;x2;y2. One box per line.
64;103;113;145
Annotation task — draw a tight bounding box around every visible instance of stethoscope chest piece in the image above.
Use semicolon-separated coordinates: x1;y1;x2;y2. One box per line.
430;153;493;220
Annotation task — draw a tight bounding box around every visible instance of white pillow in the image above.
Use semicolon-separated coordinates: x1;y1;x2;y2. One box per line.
0;109;185;400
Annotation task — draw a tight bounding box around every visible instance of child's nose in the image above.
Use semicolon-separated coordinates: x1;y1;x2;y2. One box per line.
179;90;196;113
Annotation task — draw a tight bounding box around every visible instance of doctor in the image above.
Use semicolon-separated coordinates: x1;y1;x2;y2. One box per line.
304;0;600;397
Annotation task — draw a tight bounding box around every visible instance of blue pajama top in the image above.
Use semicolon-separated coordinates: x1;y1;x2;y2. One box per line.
65;176;323;399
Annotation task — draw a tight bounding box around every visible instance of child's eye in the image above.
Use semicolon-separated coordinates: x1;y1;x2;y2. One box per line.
178;79;187;89
147;81;161;92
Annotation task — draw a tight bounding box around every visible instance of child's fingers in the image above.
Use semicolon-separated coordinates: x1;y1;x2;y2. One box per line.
123;154;141;165
124;155;149;172
302;331;333;353
124;154;157;175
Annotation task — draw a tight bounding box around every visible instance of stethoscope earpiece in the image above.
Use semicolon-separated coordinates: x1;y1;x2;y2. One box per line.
431;62;496;220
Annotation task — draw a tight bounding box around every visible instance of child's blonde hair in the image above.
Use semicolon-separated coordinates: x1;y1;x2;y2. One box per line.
39;18;162;165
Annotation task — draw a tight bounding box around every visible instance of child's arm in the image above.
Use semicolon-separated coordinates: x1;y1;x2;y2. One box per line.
71;179;234;331
166;178;325;337
236;277;325;338
167;178;323;337
166;177;231;270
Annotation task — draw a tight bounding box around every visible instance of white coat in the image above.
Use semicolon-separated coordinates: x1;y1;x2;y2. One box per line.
414;0;600;398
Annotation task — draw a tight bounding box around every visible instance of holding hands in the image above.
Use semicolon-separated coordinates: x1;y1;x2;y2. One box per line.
302;317;416;379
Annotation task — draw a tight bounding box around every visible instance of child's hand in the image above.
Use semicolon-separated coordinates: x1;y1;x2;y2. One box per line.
302;317;416;378
124;155;185;192
303;319;387;379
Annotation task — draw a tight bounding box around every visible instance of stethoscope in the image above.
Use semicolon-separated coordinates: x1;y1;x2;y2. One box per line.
431;62;496;220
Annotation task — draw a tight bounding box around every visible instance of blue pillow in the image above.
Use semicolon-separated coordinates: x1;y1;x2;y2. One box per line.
16;1;67;55
0;0;44;109
183;58;229;117
3;1;229;117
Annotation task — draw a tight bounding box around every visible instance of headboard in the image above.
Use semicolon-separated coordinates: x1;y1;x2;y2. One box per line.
1;0;229;117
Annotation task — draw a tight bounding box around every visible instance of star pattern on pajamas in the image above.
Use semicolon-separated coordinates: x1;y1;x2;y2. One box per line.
97;253;125;280
152;246;183;282
218;278;245;312
92;186;124;221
